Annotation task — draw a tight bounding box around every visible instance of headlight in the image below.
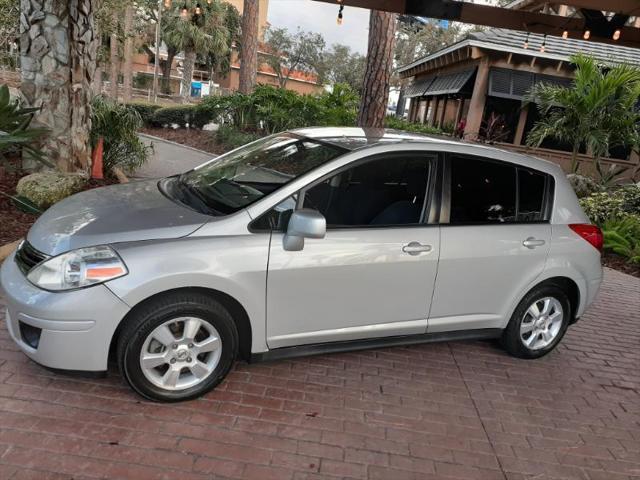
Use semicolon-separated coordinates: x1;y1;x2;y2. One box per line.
27;246;128;291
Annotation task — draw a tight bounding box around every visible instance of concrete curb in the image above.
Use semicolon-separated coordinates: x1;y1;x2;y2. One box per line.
138;132;216;158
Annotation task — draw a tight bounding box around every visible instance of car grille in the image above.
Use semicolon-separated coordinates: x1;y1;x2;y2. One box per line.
15;241;48;275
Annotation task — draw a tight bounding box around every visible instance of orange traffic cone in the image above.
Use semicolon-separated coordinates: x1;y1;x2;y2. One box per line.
91;137;104;180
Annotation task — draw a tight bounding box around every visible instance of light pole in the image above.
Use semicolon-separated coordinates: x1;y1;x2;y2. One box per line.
151;0;165;103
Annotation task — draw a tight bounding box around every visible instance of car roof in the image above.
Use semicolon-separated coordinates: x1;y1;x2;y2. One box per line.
289;127;563;176
290;127;458;150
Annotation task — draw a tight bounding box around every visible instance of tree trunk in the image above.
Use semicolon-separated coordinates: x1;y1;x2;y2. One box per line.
181;48;196;102
122;6;134;102
20;0;99;172
358;10;397;129
162;49;176;95
109;26;119;99
94;65;103;96
239;0;259;94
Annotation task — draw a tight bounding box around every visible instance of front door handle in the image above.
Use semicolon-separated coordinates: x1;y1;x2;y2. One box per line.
402;242;432;256
523;237;546;249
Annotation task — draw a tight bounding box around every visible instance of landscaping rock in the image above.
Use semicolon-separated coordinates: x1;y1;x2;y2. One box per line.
567;173;599;198
16;171;87;209
202;123;219;132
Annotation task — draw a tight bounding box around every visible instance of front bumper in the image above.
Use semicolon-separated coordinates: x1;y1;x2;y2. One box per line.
0;252;130;372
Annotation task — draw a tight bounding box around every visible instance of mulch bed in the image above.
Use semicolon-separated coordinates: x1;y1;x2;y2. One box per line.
0;162;118;246
0;171;38;245
603;252;640;278
140;127;227;156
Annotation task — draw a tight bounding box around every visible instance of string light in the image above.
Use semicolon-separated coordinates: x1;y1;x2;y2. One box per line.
583;29;591;40
164;0;172;8
613;29;621;40
562;30;568;39
540;34;546;52
180;4;189;18
195;3;202;15
523;32;529;49
337;5;344;25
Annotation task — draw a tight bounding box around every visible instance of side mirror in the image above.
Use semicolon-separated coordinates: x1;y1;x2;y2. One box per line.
283;209;326;251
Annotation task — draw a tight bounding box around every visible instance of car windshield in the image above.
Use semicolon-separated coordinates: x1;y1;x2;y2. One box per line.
165;134;347;215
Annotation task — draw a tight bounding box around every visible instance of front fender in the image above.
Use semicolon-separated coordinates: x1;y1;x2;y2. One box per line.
107;235;270;353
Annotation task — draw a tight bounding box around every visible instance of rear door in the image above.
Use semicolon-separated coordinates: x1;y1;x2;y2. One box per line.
428;154;552;333
264;152;441;348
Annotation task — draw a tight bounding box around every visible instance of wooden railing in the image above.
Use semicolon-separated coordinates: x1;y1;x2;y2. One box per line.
494;142;639;179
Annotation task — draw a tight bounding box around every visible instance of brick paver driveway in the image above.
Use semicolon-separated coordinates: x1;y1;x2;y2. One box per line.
0;268;638;480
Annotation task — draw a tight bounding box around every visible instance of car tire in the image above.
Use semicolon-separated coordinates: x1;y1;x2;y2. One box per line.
117;291;238;402
501;284;571;359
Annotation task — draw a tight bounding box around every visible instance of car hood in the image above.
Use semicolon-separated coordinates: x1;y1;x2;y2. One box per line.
27;180;212;256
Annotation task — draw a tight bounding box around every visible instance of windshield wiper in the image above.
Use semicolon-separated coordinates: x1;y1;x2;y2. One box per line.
176;177;221;215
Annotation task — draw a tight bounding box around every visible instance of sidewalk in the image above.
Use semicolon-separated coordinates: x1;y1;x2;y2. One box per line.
134;133;215;179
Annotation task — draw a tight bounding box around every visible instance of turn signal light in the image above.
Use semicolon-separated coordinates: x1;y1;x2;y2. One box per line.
569;224;603;252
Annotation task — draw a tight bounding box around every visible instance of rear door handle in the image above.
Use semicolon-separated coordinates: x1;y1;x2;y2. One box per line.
523;237;546;249
402;242;432;256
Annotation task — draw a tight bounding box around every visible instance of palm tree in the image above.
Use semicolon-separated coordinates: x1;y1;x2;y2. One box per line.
358;10;397;128
526;54;640;173
20;0;99;172
163;0;231;102
239;0;259;94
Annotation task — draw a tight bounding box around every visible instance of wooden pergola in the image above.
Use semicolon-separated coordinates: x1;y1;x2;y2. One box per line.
314;0;640;49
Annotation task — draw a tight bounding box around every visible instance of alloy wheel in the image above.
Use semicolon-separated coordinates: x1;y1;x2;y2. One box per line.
520;297;564;351
139;317;222;391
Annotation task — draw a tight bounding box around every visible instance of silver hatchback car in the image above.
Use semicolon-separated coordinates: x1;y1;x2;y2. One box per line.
1;128;603;401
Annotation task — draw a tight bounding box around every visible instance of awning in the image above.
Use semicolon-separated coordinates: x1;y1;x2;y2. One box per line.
405;76;435;98
424;68;476;96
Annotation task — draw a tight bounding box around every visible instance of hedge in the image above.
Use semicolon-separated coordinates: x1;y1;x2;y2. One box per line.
150;105;213;129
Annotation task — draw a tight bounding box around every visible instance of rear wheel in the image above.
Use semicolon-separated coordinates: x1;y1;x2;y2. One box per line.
117;292;238;402
502;285;570;359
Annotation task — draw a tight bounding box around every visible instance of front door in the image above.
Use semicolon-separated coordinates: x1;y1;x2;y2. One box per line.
265;153;440;349
429;154;553;332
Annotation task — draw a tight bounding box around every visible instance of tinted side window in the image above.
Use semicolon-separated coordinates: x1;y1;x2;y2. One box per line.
518;169;546;222
303;155;433;228
450;156;516;224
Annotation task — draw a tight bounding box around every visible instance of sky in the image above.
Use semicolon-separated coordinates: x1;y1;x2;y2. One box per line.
266;0;498;55
267;0;371;54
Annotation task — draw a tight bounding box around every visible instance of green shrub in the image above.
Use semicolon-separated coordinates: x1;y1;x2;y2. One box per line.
385;116;446;136
602;215;640;264
0;84;50;167
151;105;212;129
126;102;162;127
316;83;359;126
197;83;359;134
91;96;152;175
216;125;264;150
579;185;640;225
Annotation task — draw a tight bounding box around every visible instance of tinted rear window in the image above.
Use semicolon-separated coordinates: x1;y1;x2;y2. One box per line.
449;156;549;224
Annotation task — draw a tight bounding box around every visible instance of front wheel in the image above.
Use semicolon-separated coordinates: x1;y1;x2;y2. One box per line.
502;285;571;359
117;292;238;402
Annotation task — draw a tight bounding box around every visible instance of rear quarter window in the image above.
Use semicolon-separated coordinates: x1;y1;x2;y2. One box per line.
448;155;552;225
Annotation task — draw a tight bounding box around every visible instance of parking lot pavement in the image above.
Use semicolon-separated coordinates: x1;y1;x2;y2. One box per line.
0;267;638;480
134;133;214;179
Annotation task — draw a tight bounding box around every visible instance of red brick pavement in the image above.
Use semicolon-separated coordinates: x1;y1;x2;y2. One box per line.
0;268;638;480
